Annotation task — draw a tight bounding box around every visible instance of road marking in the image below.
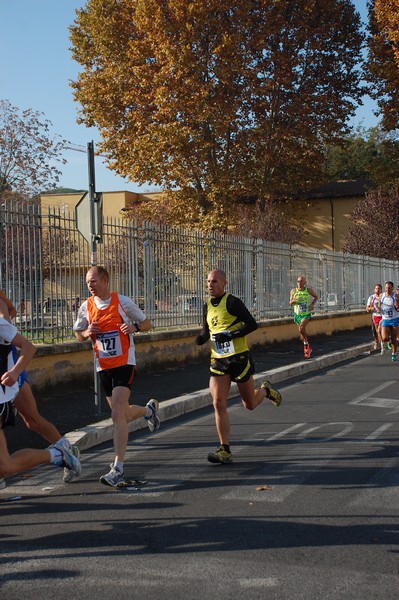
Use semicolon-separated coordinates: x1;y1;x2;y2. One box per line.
350;381;394;403
256;421;394;445
256;423;307;442
349;381;399;413
296;422;353;442
365;423;394;440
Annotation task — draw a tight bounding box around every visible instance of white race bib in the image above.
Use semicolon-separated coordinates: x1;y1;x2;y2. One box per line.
382;297;394;318
297;302;308;314
96;330;123;358
211;332;234;357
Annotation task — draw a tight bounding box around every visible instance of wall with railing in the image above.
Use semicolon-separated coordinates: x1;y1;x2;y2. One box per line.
1;199;397;343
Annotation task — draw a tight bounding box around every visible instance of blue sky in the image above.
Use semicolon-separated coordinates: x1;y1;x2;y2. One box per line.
1;0;377;193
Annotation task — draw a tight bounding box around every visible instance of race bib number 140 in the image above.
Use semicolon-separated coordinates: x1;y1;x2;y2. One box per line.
211;333;234;356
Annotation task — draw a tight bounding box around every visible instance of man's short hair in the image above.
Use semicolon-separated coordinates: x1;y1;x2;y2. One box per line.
88;266;109;283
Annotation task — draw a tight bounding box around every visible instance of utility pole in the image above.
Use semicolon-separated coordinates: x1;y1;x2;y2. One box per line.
74;141;103;265
72;141;104;414
87;141;98;266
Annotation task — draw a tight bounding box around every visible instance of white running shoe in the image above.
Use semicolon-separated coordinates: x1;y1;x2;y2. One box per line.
52;438;82;478
145;399;160;432
63;445;81;482
99;466;124;487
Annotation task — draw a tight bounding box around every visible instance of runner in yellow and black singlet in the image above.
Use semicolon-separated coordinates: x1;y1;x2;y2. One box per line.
195;269;282;465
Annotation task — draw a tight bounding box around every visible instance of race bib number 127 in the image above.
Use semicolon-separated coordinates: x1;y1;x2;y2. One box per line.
96;330;122;358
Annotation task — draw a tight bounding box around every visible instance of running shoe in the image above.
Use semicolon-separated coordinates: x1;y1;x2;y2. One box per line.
63;445;81;483
388;342;392;350
207;446;234;464
100;466;125;487
261;380;282;407
304;344;312;359
145;399;160;433
0;477;6;490
392;354;398;362
51;437;82;478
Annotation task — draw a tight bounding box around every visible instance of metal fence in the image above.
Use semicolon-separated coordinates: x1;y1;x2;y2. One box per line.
1;199;397;343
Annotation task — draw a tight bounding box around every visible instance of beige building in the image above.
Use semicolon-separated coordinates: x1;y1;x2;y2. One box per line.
41;189;164;220
41;179;370;252
291;179;371;252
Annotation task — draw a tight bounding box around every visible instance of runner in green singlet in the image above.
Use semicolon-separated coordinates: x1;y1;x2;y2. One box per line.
289;276;318;359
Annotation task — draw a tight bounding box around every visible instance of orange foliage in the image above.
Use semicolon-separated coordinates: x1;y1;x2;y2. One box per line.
367;0;399;131
375;0;399;65
70;0;364;235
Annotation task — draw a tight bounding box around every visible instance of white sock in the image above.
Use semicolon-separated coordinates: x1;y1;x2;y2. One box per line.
114;461;124;473
145;406;152;419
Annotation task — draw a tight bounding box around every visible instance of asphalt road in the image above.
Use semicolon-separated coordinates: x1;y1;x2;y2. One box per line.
6;327;372;453
1;343;398;600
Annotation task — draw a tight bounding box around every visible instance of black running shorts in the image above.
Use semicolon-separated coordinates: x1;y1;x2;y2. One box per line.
99;364;135;397
210;351;255;383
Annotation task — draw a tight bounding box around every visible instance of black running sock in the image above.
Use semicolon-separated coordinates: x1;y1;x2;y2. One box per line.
221;444;231;453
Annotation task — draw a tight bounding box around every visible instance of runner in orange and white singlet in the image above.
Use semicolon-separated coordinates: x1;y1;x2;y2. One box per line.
86;292;134;371
73;266;160;487
366;283;382;351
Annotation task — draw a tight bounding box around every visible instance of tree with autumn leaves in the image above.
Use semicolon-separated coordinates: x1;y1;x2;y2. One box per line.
344;184;399;259
367;0;399;132
0;100;66;199
342;0;399;259
69;0;364;234
375;0;399;64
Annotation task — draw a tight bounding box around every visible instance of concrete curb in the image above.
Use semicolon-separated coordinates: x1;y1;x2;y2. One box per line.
66;341;373;452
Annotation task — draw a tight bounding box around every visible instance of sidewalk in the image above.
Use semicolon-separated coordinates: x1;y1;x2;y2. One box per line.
6;326;373;453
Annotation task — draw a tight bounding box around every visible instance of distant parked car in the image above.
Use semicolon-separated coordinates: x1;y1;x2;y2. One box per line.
43;298;68;314
319;293;338;308
136;297;157;311
178;295;203;312
186;296;202;310
326;293;338;306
